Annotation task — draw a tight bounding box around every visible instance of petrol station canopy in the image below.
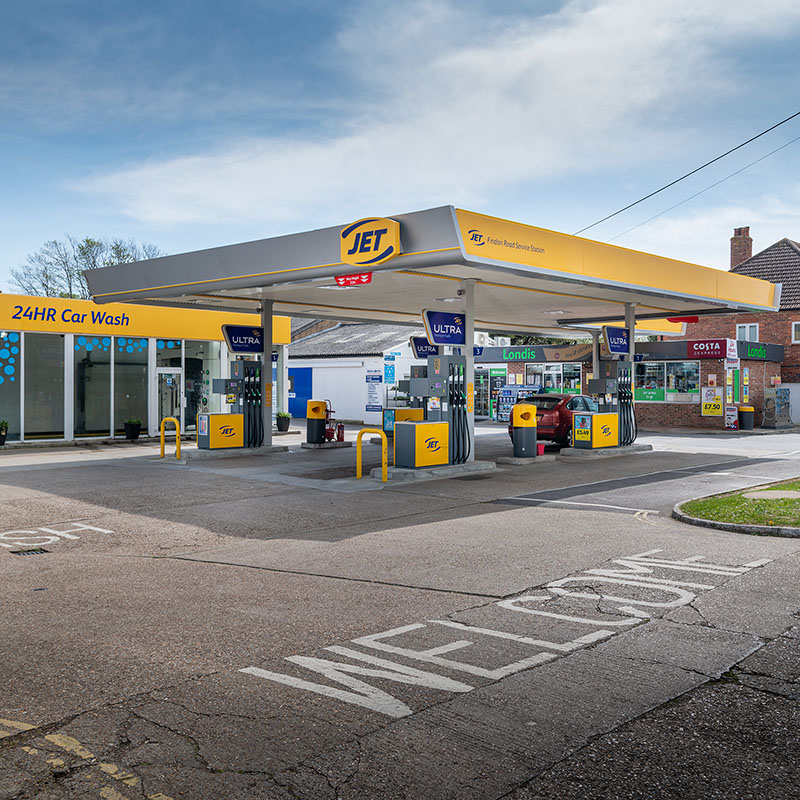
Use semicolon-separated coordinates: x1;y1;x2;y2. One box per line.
85;206;780;335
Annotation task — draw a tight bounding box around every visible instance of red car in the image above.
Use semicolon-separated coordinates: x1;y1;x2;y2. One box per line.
507;393;598;447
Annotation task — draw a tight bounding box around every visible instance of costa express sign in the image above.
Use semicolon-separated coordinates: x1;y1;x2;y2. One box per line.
687;339;726;358
340;217;401;267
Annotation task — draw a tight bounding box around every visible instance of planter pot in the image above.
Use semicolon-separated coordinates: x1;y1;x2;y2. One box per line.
124;423;141;441
0;431;6;446
276;416;290;432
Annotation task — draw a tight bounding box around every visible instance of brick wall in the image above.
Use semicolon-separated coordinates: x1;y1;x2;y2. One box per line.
673;311;800;381
634;359;778;429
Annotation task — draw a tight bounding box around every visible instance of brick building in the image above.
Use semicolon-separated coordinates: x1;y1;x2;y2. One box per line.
634;228;796;429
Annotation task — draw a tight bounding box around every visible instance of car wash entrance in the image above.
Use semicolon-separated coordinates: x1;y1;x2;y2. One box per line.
84;205;779;464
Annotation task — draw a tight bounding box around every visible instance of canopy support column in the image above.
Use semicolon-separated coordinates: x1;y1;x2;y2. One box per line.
462;278;476;462
261;299;273;448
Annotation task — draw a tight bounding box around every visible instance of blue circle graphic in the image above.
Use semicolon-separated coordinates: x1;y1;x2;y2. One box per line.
86;343;94;351
77;336;87;346
102;337;111;346
0;348;8;359
3;365;14;376
11;347;18;354
126;345;134;353
8;333;19;342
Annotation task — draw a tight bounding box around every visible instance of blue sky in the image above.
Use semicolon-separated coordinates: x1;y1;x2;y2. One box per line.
2;0;800;293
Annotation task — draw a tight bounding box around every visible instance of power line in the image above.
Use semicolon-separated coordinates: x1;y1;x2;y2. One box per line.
607;133;800;242
573;110;800;236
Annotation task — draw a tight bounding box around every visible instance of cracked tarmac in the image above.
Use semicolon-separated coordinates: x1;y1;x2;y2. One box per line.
2;430;800;799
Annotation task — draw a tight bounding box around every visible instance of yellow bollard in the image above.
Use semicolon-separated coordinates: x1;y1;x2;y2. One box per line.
356;428;388;483
160;417;181;459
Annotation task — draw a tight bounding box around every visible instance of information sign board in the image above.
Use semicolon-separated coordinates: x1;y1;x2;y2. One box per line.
422;310;466;346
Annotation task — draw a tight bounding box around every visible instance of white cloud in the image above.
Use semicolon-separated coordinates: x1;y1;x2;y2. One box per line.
75;0;800;231
612;185;800;269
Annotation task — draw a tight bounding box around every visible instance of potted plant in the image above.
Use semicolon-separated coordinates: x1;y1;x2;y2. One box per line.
276;411;291;432
0;420;7;446
124;417;142;441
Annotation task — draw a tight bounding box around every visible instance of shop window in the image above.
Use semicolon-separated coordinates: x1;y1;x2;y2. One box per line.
736;323;758;342
634;362;665;402
524;364;543;388
563;363;582;392
24;332;65;438
0;331;21;441
157;338;182;367
114;337;148;434
666;361;700;401
74;335;111;436
543;364;562;393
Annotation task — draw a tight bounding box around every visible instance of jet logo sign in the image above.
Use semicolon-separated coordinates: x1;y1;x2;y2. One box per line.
467;229;485;246
340;218;401;267
601;425;611;436
425;437;441;451
219;426;236;437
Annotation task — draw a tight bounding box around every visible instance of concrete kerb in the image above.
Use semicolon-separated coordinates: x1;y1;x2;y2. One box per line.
672;482;800;539
370;460;496;482
557;444;653;460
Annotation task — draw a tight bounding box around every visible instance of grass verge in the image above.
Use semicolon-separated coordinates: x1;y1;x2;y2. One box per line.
682;478;800;527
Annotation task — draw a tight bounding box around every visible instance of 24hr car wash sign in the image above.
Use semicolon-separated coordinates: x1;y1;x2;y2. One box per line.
422;310;466;346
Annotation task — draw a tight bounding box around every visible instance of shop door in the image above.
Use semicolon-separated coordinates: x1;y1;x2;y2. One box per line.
474;368;490;417
157;369;184;432
288;367;312;417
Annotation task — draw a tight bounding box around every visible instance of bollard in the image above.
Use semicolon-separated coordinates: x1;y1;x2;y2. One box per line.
306;400;326;444
511;403;537;457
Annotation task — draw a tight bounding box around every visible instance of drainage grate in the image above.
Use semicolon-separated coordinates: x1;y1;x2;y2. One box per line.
10;548;49;556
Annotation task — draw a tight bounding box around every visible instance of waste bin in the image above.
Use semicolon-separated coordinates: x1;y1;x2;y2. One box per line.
511;403;537;458
306;400;326;444
738;405;754;431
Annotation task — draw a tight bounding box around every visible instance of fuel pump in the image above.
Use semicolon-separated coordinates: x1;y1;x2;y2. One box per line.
583;360;637;448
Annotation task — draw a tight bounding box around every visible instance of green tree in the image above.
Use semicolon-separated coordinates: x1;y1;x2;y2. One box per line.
10;236;164;299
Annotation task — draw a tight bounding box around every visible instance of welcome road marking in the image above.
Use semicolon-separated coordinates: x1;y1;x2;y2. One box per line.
240;548;769;717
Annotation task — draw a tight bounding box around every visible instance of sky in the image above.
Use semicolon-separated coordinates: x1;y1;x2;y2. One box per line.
2;0;800;293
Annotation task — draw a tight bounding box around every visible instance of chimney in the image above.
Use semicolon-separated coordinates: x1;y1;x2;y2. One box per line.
730;226;752;268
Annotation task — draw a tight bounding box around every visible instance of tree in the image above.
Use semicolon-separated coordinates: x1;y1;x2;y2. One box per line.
10;236;164;299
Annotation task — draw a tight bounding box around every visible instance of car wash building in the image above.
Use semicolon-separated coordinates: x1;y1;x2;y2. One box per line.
0;293;290;443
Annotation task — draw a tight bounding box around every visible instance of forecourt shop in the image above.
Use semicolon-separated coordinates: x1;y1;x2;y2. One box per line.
0;293;290;443
84;206;780;455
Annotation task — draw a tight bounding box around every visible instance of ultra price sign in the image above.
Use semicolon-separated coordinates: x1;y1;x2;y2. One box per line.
701;387;723;416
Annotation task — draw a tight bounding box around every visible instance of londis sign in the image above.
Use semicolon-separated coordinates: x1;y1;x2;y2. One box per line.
340;217;401;267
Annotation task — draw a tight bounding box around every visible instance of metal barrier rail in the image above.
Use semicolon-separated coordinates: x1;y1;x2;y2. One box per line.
160;417;181;459
356;428;388;483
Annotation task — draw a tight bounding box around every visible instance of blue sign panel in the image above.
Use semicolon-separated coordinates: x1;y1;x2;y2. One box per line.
410;336;439;359
455;346;484;357
222;325;264;354
603;326;630;355
422;310;466;346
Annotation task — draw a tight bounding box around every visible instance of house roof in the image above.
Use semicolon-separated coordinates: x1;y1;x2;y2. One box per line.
289;322;425;358
731;238;800;310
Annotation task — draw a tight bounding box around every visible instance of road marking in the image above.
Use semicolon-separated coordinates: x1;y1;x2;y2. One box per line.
240;548;772;718
0;722;173;800
501;498;660;514
0;522;113;549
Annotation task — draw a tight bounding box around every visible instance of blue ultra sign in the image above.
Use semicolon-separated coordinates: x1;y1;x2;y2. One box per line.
222;325;264;354
422;310;466;346
410;336;439;359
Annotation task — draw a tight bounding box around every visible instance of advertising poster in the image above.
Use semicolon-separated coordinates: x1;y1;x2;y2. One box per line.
701;387;723;416
365;369;383;412
724;406;739;430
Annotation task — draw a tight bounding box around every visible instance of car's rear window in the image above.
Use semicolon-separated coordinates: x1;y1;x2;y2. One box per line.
525;397;561;410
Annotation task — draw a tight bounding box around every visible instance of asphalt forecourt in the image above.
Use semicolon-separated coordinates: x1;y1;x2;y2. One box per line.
1;434;799;798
